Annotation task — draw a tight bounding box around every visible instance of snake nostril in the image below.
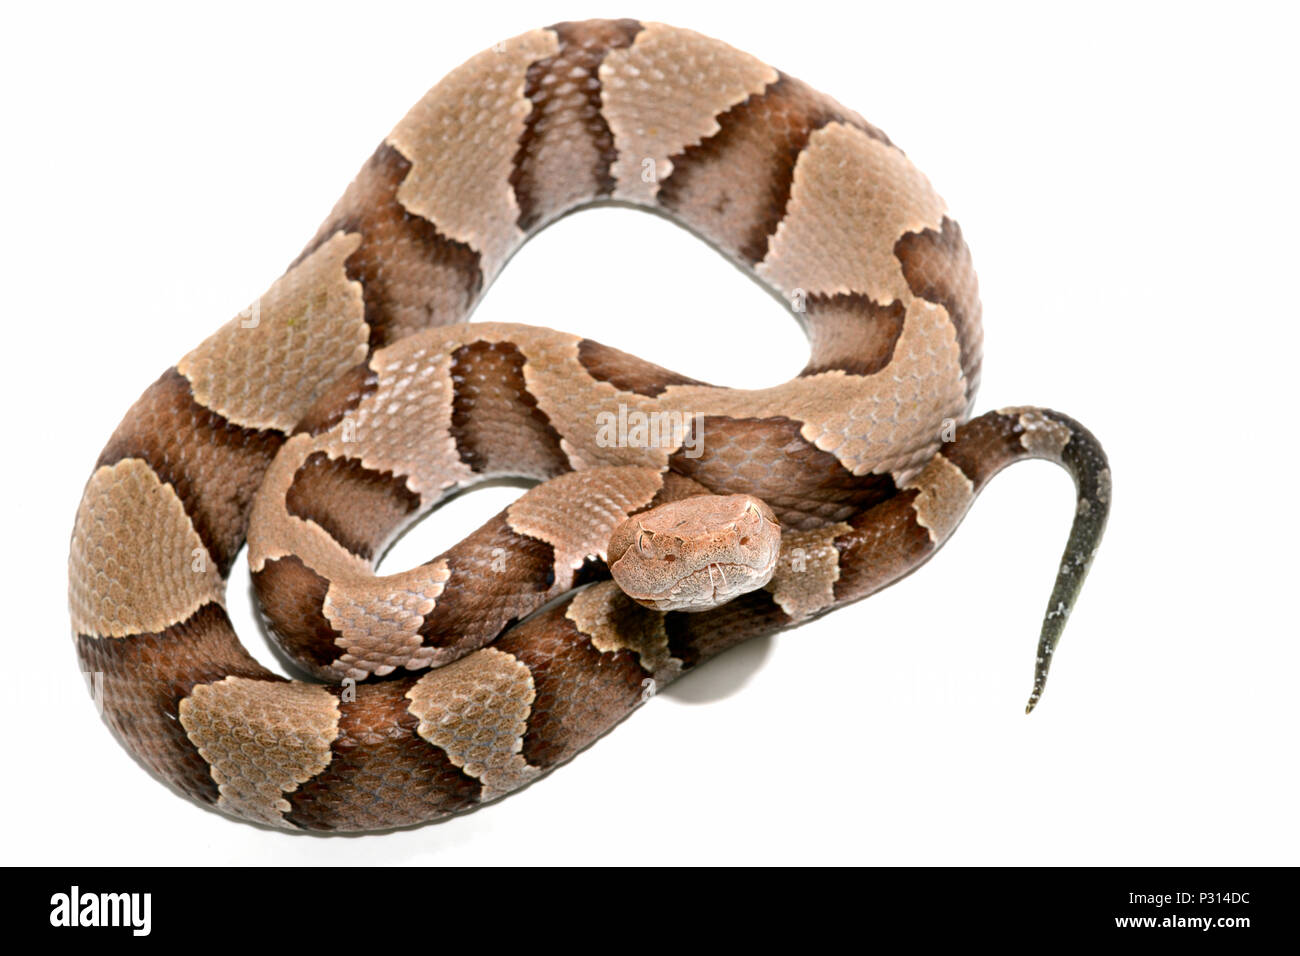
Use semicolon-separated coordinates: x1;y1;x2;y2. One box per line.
739;536;750;546
664;554;677;562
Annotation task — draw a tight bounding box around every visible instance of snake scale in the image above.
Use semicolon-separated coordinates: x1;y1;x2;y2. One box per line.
69;20;1110;832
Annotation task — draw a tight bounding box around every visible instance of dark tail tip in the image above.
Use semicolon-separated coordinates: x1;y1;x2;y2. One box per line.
1024;410;1110;713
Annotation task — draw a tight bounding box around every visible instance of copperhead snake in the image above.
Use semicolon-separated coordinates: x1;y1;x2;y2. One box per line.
68;19;1110;832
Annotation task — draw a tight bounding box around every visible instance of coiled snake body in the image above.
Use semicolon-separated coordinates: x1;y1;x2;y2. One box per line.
69;20;1110;832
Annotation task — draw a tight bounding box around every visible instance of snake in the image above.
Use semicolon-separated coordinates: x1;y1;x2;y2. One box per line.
68;19;1110;832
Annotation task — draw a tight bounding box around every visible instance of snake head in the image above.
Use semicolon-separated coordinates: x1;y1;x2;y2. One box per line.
607;494;781;612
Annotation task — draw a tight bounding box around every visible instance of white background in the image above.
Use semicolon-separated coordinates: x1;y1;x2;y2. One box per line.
4;1;1297;865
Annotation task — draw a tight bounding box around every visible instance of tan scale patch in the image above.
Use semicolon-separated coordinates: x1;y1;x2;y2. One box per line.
334;343;474;499
1000;406;1073;460
903;455;974;543
178;677;339;828
387;28;559;281
406;647;539;797
506;466;664;587
757;123;947;302
177;232;368;432
567;580;680;680
69;460;224;638
599;22;778;203
766;523;851;619
323;559;452;679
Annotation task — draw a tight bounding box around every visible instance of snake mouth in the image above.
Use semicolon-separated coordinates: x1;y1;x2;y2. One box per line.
636;551;779;611
675;560;762;595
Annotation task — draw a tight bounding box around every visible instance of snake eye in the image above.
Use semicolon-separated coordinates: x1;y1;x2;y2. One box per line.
637;530;654;555
745;502;763;523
